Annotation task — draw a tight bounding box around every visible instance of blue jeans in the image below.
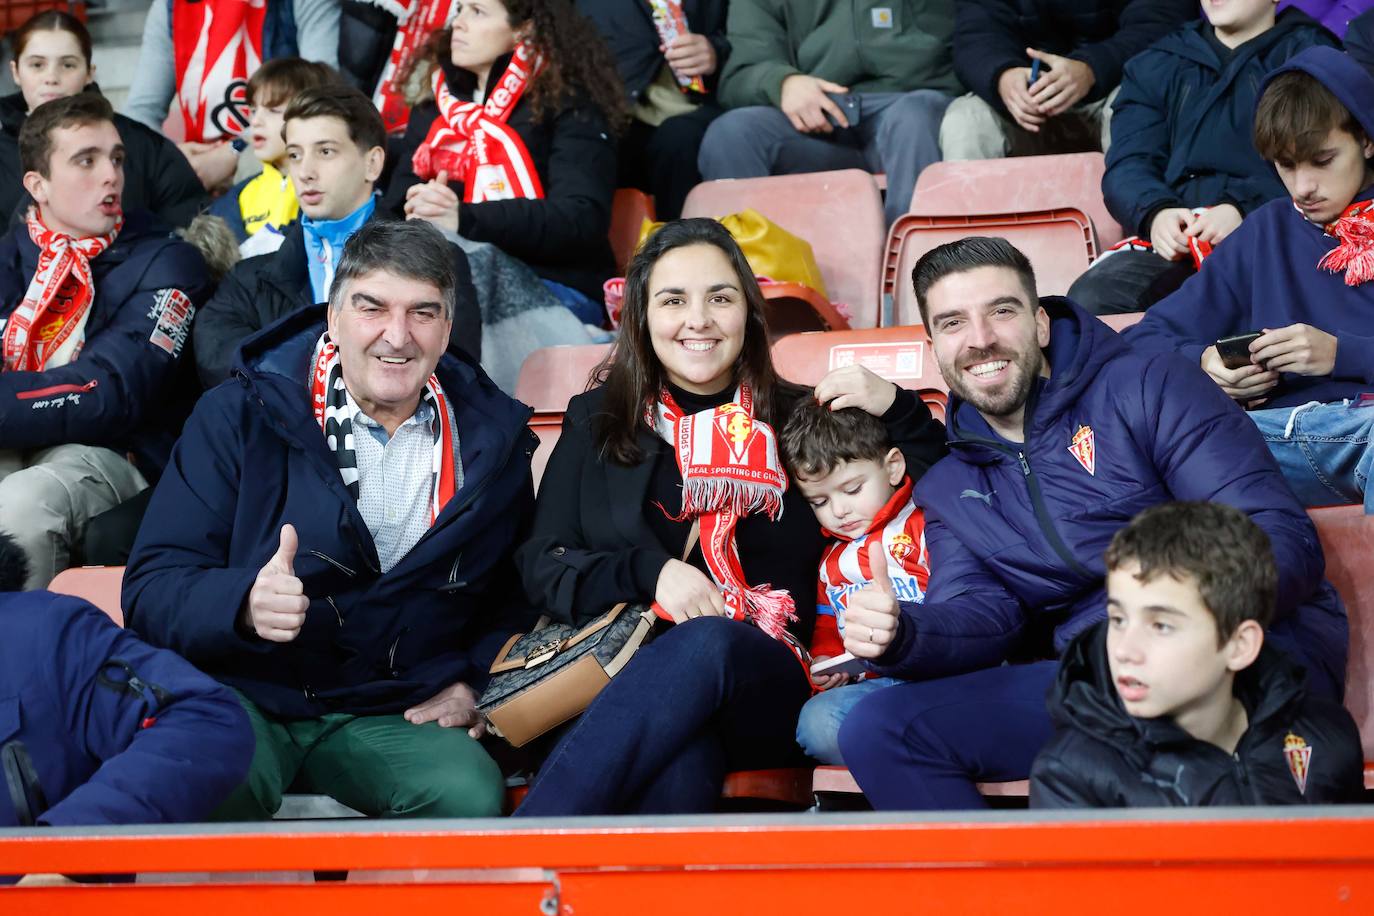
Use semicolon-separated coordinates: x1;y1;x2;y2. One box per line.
513;617;812;816
1249;401;1374;513
541;279;605;327
795;676;900;765
838;661;1058;810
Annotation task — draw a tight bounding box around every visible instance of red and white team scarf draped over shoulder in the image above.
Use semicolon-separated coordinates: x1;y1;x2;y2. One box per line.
310;333;457;523
1315;200;1374;287
1;208;121;372
173;0;265;142
647;385;797;639
410;42;546;202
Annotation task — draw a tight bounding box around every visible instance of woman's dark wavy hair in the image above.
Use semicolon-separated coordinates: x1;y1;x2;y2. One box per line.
593;218;803;465
403;0;629;132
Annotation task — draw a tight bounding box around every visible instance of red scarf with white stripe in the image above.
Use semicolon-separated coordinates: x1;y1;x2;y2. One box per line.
172;0;265;142
1315;199;1374;287
411;44;546;202
310;333;457;523
2;207;120;372
369;0;461;134
647;384;797;639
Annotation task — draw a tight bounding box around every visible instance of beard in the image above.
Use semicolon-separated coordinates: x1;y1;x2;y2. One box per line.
940;343;1044;420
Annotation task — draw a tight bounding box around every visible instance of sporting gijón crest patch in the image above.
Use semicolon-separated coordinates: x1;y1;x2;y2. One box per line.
1284;731;1312;795
1067;424;1096;475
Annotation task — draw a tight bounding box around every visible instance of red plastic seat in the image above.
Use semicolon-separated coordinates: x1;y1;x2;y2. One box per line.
529;412;563;493
910;152;1125;249
885;210;1097;326
609;188;655;275
812;765;1028;799
682;169;885;330
47;565;124;626
514;344;612;414
771;325;947;395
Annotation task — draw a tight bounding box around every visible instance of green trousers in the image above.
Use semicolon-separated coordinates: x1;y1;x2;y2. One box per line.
212;693;505;821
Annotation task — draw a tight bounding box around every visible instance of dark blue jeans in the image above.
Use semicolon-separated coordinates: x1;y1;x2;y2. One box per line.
838;661;1058;810
513;616;812;816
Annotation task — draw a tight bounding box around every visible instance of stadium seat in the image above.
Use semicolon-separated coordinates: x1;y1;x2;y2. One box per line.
505;768;817;812
812;766;1029;801
48;565;124;626
682;169;885;330
514;344;612;414
1;0;84;31
910;153;1126;250
885;210;1097;325
529;412;563;492
1310;505;1374;788
610;188;655;275
772;325;946;394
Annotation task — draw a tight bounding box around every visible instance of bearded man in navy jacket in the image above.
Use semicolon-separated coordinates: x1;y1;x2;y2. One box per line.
833;236;1346;810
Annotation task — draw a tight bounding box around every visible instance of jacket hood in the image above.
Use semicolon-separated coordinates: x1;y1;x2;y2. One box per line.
1258;45;1374;142
1157;10;1317;69
1048;619;1310;757
945;297;1131;459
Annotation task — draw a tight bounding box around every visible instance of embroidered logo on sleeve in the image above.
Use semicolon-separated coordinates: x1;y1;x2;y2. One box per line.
1284;731;1312;795
1068;424;1096;475
871;7;893;27
146;288;195;357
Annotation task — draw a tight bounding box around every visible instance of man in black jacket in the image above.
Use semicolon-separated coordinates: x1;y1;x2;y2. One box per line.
192;84;480;387
1031;502;1363;807
940;0;1195;160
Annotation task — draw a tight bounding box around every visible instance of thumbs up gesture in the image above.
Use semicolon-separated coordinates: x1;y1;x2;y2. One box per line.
843;540;901;659
242;524;309;642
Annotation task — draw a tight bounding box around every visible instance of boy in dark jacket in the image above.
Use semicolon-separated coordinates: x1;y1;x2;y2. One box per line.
1069;3;1335;314
193;84;480;387
1127;47;1374;514
1032;501;1363;807
940;0;1195;161
0;93;212;589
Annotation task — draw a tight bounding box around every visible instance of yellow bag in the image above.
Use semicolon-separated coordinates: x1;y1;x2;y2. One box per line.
636;208;829;299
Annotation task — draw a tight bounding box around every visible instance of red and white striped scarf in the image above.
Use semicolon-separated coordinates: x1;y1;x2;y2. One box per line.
1101;207;1213;270
411;43;546;202
310;333;457;523
1315;199;1374;287
2;207;120;373
647;384;797;639
172;0;265;142
370;0;461;134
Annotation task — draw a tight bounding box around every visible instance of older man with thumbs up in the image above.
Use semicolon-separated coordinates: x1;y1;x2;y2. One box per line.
123;218;536;821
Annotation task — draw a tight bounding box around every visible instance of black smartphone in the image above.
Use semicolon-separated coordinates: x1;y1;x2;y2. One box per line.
1216;332;1262;370
825;92;861;129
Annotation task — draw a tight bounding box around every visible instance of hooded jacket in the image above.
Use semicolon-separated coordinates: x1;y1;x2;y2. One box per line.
1126;47;1374;410
0;208;212;476
0;592;252;831
869;299;1347;700
191;216;482;387
1104;12;1336;237
124;305;537;719
0;89;206;229
954;0;1196;114
1031;620;1364;807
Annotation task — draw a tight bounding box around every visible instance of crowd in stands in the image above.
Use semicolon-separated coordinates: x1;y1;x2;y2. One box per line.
5;0;1374;862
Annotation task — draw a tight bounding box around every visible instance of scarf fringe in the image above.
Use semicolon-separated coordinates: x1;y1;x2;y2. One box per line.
676;478;784;522
742;585;798;640
1318;218;1374;286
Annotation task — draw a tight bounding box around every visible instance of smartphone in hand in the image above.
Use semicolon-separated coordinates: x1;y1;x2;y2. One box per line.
1215;332;1262;370
824;92;861;130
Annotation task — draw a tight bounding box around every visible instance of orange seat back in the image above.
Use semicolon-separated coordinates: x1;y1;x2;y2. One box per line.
514;344;612;414
48;566;125;627
610;189;655;275
1311;505;1374;759
771;325;947;395
529;413;563;493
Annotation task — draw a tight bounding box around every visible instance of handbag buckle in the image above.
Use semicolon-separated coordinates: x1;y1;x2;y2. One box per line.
524;639;562;669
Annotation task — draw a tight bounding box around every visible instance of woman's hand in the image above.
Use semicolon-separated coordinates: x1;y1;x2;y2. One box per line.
404;169;460;234
813;364;897;415
655;558;726;623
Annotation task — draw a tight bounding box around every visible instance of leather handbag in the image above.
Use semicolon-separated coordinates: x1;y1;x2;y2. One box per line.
477;524;699;748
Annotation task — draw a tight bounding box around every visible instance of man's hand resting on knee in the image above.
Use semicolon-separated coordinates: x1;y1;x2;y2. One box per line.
780;74;851;134
405;682;487;739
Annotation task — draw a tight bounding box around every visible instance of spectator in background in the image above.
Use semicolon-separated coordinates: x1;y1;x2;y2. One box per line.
0;11;207;228
383;0;628;389
1068;1;1334;315
208;57;340;252
1278;0;1374;37
193;84;480;387
833;237;1346;810
123;0;341;194
1127;48;1374;514
124;220;533;822
700;0;960;226
580;0;728;220
1345;8;1374;74
940;0;1195;161
0;94;212;589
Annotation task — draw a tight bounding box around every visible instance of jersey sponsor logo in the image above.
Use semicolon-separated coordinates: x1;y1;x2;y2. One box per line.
1068;424;1096;475
1284;731;1312;795
146;288;195;358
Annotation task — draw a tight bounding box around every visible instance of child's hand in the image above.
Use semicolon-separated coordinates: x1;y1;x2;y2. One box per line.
809;656;852;690
814;365;897;416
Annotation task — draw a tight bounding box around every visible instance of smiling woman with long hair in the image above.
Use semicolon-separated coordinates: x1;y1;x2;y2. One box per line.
510;219;947;816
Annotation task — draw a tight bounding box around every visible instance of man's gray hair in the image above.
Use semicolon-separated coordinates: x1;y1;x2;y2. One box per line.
327;219;458;319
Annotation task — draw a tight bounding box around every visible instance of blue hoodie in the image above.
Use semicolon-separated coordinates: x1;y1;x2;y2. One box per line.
872;299;1347;700
1126;47;1374;409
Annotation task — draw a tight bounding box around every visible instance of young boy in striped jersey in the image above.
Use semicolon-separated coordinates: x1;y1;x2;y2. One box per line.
781;401;930;765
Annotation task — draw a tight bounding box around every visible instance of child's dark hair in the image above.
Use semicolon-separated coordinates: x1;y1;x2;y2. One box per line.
1104;502;1276;643
247;57;340;110
1255;70;1367;164
780;399;893;479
